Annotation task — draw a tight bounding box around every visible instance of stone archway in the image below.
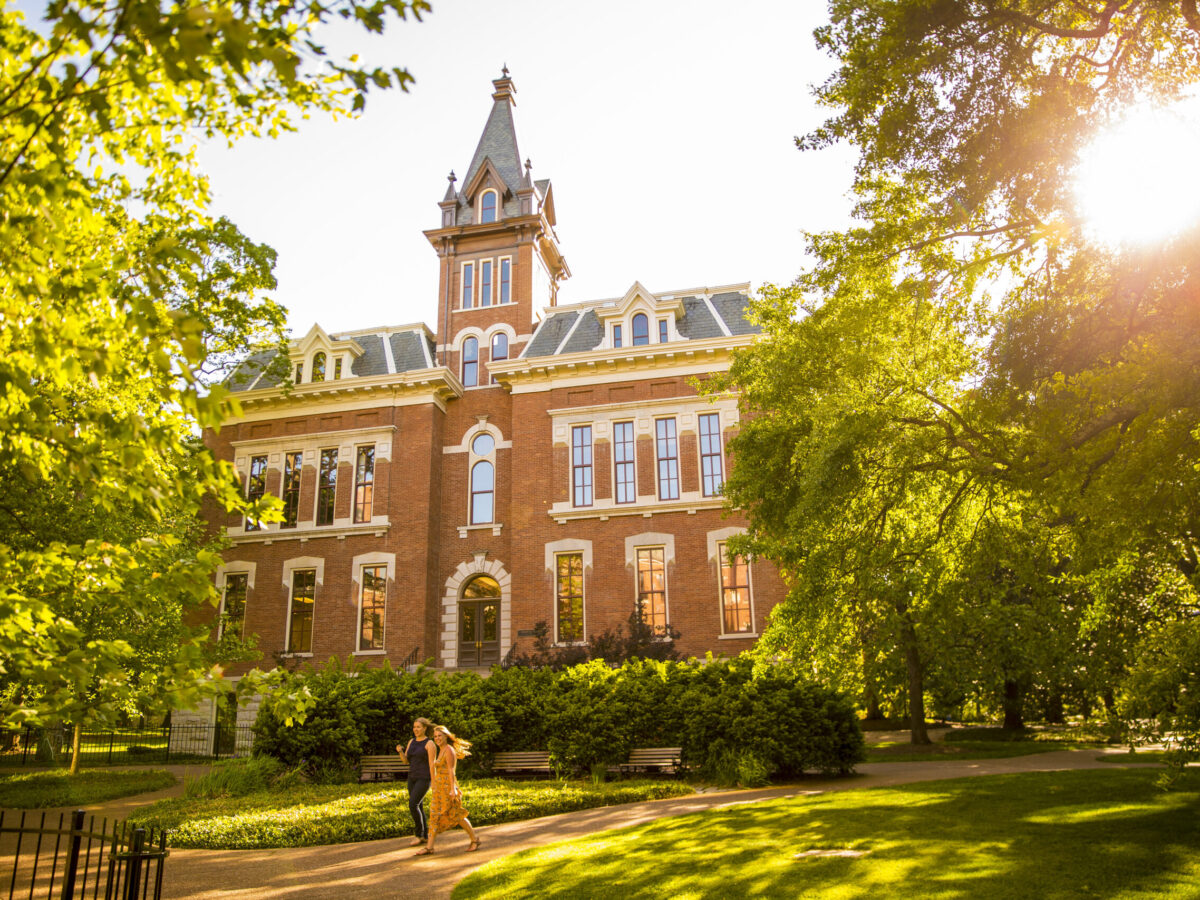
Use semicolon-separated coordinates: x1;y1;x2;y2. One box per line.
441;552;511;668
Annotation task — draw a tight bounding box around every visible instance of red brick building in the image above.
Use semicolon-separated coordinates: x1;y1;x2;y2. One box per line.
208;73;786;677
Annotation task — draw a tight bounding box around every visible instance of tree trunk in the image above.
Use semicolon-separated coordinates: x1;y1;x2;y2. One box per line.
1002;679;1025;731
68;723;82;776
900;618;930;744
862;647;882;721
1044;691;1064;725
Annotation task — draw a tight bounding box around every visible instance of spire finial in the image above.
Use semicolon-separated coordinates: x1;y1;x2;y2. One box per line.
448;170;457;184
524;158;532;172
502;63;509;78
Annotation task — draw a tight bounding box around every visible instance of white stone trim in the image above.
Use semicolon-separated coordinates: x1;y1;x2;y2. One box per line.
700;291;733;338
623;532;676;569
706;527;747;563
440;553;512;668
380;332;397;374
543;539;593;646
708;528;756;638
281;556;325;655
553;309;587;355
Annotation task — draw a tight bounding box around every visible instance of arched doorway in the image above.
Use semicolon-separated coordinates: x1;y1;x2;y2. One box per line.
458;575;501;667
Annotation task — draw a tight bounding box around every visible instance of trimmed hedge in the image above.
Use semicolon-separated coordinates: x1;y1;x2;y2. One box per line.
132;778;694;848
253;656;864;781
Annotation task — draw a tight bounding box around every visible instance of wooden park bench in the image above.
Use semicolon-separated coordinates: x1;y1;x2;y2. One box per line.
619;747;682;776
490;750;553;777
359;754;410;782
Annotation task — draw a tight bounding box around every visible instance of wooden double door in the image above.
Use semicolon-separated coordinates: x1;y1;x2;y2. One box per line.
458;575;500;667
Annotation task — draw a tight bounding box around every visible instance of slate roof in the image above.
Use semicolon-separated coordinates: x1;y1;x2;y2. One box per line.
521;288;759;360
224;327;434;392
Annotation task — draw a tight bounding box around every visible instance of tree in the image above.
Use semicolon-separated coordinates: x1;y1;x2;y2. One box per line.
719;2;1200;741
0;0;427;736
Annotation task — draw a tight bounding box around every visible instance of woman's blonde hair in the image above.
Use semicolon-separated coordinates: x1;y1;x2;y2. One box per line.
413;717;433;734
433;725;472;758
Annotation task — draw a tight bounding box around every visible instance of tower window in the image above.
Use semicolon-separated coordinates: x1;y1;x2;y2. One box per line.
632;313;649;346
462;263;474;309
500;258;511;304
312;352;326;382
480;189;498;224
490;332;508;384
481;260;493;307
471;460;494;524
462;336;479;387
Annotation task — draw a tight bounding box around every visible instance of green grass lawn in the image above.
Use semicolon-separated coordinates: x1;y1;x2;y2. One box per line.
865;739;1095;762
0;769;176;808
131;778;695;849
455;769;1200;900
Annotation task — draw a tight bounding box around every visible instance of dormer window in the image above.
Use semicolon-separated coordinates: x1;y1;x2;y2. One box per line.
312;352;326;382
632;313;650;346
294;362;303;383
480;189;498;224
613;324;623;348
334;358;343;379
659;319;668;343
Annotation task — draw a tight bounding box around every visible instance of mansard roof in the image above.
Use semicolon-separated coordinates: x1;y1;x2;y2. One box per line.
519;284;759;360
223;324;436;393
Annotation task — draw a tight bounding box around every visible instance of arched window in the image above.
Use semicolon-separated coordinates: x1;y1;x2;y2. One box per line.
462;337;479;387
632;313;650;346
490;333;508;384
480;190;498;224
311;352;326;382
471;460;494;524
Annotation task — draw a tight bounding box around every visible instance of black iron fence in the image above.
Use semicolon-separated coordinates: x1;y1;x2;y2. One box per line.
0;724;255;769
1;808;167;900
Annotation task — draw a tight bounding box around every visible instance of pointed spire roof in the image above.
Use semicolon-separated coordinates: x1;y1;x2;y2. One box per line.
461;69;524;199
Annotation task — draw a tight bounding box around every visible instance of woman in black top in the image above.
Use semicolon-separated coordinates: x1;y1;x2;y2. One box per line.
397;717;436;846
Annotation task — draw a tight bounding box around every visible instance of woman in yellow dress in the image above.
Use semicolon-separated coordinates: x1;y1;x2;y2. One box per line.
414;724;479;855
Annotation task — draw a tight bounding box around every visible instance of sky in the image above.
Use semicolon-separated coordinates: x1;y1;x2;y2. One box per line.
194;0;858;336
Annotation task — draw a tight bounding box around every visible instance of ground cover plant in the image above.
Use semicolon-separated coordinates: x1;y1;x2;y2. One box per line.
455;769;1200;899
863;740;1094;763
130;778;694;849
0;770;176;808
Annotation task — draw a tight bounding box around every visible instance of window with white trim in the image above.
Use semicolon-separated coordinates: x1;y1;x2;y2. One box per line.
499;257;512;304
316;449;337;526
353;445;374;523
658;319;668;343
655;418;679;500
219;573;248;641
480;189;498;224
359;564;386;651
481;260;493;307
312;352;326;382
490;332;508;384
718;542;753;634
333;357;343;379
699;412;724;497
636;547;667;635
556;552;584;643
281;451;302;528
287;569;316;653
632;313;650;346
613;324;623;348
613;421;636;504
462;262;474;309
462;336;479;387
244;454;267;531
470;432;495;525
571;425;593;507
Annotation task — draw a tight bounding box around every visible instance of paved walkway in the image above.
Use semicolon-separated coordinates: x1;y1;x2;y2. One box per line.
145;747;1157;900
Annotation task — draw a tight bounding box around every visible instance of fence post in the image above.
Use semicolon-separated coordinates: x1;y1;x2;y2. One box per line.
212;722;220;760
107;731;116;766
22;725;30;766
163;724;170;764
59;809;86;900
123;828;145;900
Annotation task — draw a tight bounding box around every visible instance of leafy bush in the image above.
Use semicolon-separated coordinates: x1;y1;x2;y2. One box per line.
184;757;286;799
132;779;694;849
1119;621;1200;782
253;654;864;780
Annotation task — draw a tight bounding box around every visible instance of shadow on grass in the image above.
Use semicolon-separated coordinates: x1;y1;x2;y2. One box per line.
455;770;1200;900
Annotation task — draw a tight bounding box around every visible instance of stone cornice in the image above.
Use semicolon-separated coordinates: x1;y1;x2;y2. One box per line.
224;367;463;422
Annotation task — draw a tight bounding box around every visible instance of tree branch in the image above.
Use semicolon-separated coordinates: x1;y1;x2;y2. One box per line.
991;1;1126;39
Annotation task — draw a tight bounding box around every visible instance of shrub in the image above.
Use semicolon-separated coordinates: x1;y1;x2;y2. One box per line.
184;757;286;799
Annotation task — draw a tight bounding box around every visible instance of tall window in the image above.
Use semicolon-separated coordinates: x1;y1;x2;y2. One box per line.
333;358;343;379
462;262;474;309
470;433;495;525
655;418;679;500
556;552;584;643
462;337;479;387
311;352;326;382
613;324;623;348
287;569;316;653
637;547;667;635
480;260;493;307
359;565;386;651
354;445;374;523
632;313;650;346
571;425;593;507
490;333;508;384
613;421;636;504
316;449;337;526
281;451;302;528
500;258;511;304
294;362;303;383
244;454;267;531
699;412;724;497
219;573;248;641
719;543;753;634
480;189;497;223
658;319;669;343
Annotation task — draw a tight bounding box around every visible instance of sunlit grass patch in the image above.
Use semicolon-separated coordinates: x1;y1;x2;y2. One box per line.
455;770;1200;900
131;778;693;849
0;769;176;808
864;739;1092;762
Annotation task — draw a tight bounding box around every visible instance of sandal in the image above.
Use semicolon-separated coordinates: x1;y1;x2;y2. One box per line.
414;847;435;856
468;841;481;852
